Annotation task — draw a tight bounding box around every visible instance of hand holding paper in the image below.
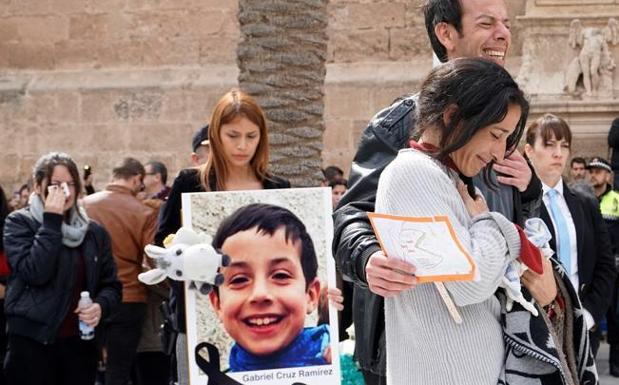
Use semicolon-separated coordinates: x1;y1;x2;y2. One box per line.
365;250;417;297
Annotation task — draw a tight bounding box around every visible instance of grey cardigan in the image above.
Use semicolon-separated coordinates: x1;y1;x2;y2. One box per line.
376;149;521;385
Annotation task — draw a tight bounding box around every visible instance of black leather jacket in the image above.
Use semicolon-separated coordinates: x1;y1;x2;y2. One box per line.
608;117;619;168
3;209;122;344
332;94;542;376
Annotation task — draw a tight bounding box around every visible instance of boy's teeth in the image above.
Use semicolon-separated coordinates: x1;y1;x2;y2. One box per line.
248;317;277;326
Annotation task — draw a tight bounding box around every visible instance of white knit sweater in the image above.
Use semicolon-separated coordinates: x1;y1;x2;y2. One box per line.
375;149;522;385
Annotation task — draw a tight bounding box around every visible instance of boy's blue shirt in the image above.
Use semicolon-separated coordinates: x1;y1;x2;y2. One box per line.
228;324;330;372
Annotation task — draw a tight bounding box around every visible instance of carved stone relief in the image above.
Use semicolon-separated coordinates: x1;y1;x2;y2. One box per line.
564;18;619;97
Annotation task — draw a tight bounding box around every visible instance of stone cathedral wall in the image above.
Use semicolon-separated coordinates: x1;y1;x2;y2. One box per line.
0;0;617;190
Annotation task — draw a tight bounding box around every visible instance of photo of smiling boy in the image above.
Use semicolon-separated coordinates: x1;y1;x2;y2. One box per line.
208;203;331;372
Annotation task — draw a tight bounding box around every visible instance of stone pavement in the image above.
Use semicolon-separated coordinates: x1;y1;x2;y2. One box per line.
597;342;618;385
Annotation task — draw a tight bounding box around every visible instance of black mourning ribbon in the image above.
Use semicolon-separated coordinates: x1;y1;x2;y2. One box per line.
194;342;308;385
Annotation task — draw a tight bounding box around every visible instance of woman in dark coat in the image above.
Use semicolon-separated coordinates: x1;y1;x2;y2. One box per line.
3;152;121;385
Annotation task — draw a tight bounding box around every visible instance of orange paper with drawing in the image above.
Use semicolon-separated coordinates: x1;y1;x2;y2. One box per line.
368;213;477;283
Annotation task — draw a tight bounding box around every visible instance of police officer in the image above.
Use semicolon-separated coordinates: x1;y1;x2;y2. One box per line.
588;156;619;376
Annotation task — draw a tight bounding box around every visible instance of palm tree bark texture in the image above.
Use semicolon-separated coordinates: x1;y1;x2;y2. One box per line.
237;0;328;187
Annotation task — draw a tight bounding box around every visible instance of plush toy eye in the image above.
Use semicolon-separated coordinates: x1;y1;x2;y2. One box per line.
175;249;182;256
214;273;224;286
199;283;213;295
175;270;183;277
221;254;230;267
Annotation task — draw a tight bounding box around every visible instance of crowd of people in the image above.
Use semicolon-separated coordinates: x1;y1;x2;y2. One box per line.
0;88;347;385
0;1;618;385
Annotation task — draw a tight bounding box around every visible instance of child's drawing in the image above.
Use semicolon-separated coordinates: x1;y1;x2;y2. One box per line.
396;222;444;270
368;213;476;282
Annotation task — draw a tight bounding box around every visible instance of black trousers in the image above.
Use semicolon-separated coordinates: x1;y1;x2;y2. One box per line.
590;327;603;358
104;302;147;385
607;277;619;369
608;277;619;344
4;334;97;385
0;300;7;385
362;370;386;385
133;351;171;385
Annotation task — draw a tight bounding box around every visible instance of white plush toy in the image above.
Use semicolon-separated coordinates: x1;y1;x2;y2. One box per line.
500;218;554;316
138;227;230;295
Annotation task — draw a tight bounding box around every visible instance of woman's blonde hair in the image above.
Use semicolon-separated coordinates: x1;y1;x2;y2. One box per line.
199;89;270;191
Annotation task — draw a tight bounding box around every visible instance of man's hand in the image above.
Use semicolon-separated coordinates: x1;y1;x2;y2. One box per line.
493;150;532;192
521;258;557;307
327;287;344;311
75;302;102;328
366;250;417;297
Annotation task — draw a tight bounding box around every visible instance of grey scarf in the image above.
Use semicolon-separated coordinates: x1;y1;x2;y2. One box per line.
28;193;90;248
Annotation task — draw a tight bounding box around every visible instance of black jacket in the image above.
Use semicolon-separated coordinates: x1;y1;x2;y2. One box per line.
3;209;121;344
332;95;542;375
155;168;291;333
608;117;619;168
540;182;617;324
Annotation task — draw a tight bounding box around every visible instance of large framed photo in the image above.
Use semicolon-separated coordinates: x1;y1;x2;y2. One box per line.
181;187;340;385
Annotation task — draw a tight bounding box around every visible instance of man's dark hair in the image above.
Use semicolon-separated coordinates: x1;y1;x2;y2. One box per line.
329;178;348;189
212;203;318;289
423;0;464;63
415;58;529;184
112;157;145;180
571;157;586;167
322;166;344;183
146;161;168;185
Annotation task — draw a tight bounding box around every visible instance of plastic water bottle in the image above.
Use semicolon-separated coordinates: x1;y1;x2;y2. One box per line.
78;291;95;340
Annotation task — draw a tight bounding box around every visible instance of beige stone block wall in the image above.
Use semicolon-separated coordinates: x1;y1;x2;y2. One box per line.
3;0;602;192
0;0;238;70
322;62;428;172
327;0;428;63
0;68;237;191
0;0;239;192
323;0;432;175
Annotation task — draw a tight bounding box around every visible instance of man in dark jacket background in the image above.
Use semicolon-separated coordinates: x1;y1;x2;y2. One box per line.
332;1;547;384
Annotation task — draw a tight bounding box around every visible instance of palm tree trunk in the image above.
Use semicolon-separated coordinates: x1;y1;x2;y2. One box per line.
237;0;328;187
